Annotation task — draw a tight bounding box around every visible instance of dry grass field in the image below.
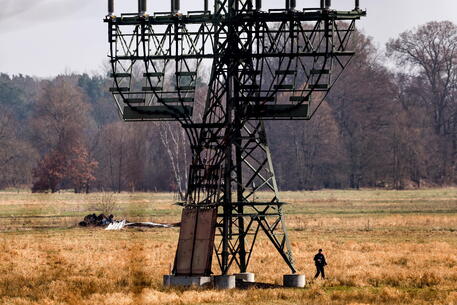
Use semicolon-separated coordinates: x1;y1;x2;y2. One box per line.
1;189;457;305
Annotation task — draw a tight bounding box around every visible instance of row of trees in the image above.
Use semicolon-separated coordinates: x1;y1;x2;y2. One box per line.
0;21;456;192
271;21;457;190
0;72;189;193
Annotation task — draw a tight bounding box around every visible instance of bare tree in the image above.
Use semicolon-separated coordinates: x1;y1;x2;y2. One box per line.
67;141;98;193
158;122;189;199
0;107;38;188
93;122;128;193
30;76;96;192
387;21;457;136
31;77;91;152
385;73;435;189
270;102;344;190
328;30;397;188
387;21;457;183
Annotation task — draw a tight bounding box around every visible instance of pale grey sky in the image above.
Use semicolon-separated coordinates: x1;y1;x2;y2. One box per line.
1;0;457;77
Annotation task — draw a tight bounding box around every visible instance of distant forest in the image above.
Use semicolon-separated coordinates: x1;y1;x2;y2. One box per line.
1;21;456;192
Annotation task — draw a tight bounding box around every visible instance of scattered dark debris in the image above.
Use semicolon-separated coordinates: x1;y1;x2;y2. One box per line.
78;213;180;229
79;213;113;227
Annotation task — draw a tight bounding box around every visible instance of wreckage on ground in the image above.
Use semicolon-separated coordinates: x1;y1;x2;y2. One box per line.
79;213;179;230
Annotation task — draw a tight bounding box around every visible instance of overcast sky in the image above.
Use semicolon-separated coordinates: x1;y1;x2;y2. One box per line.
1;0;457;78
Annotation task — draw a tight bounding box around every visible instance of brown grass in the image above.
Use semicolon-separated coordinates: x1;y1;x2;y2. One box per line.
0;188;457;305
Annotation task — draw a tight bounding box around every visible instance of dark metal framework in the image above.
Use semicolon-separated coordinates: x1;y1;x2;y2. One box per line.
105;0;365;275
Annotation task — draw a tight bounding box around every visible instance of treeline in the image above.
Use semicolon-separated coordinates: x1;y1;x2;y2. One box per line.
271;21;457;190
0;74;178;192
0;21;456;192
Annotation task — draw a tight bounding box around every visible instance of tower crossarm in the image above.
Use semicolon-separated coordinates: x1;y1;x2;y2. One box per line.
105;7;365;123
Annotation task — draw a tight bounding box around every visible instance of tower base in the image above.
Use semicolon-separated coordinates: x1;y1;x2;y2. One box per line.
283;274;306;288
163;275;212;287
213;275;236;289
234;272;255;283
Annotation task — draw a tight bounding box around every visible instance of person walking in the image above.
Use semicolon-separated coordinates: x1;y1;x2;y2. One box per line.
314;249;327;279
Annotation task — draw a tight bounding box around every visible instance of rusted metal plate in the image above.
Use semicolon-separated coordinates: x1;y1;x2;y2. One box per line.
191;209;217;275
174;207;217;276
175;208;197;275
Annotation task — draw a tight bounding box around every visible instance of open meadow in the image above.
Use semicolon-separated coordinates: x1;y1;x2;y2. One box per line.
1;188;457;305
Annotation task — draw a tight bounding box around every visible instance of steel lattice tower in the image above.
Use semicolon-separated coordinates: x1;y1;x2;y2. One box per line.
105;0;365;277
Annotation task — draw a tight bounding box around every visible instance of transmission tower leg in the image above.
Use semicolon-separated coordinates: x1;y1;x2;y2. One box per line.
221;67;235;276
242;121;295;273
236;142;248;273
265;122;294;267
222;149;232;275
214;120;296;274
256;121;296;273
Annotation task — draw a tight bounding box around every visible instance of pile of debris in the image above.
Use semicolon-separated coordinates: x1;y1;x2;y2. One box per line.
79;213;114;227
105;220;178;230
78;213;179;230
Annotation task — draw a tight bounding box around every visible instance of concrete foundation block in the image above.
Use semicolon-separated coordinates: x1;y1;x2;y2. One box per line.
163;275;212;287
213;275;236;289
283;274;306;288
234;272;255;283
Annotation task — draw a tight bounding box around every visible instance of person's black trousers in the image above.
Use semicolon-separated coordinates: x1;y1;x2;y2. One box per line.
314;265;325;279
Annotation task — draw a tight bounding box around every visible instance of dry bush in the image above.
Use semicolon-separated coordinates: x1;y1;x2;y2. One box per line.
93;192;118;214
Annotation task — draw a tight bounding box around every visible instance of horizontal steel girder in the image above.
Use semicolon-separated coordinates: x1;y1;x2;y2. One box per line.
105;10;366;26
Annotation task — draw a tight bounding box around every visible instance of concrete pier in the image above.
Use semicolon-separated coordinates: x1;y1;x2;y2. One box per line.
234;272;255;283
283;274;306;288
163;275;212;287
213;275;236;289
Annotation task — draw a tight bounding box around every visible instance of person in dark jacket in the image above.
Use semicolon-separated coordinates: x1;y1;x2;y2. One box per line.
313;249;327;279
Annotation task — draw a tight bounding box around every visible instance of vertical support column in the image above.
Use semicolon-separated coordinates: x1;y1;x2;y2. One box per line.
222;106;232;275
289;0;296;10
286;0;295;10
255;0;262;10
221;0;237;276
108;0;114;15
321;0;331;9
222;80;233;275
172;0;180;13
235;0;255;273
355;0;359;9
235;90;247;273
138;0;146;14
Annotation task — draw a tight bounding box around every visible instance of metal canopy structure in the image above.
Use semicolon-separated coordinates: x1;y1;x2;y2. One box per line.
105;0;365;276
